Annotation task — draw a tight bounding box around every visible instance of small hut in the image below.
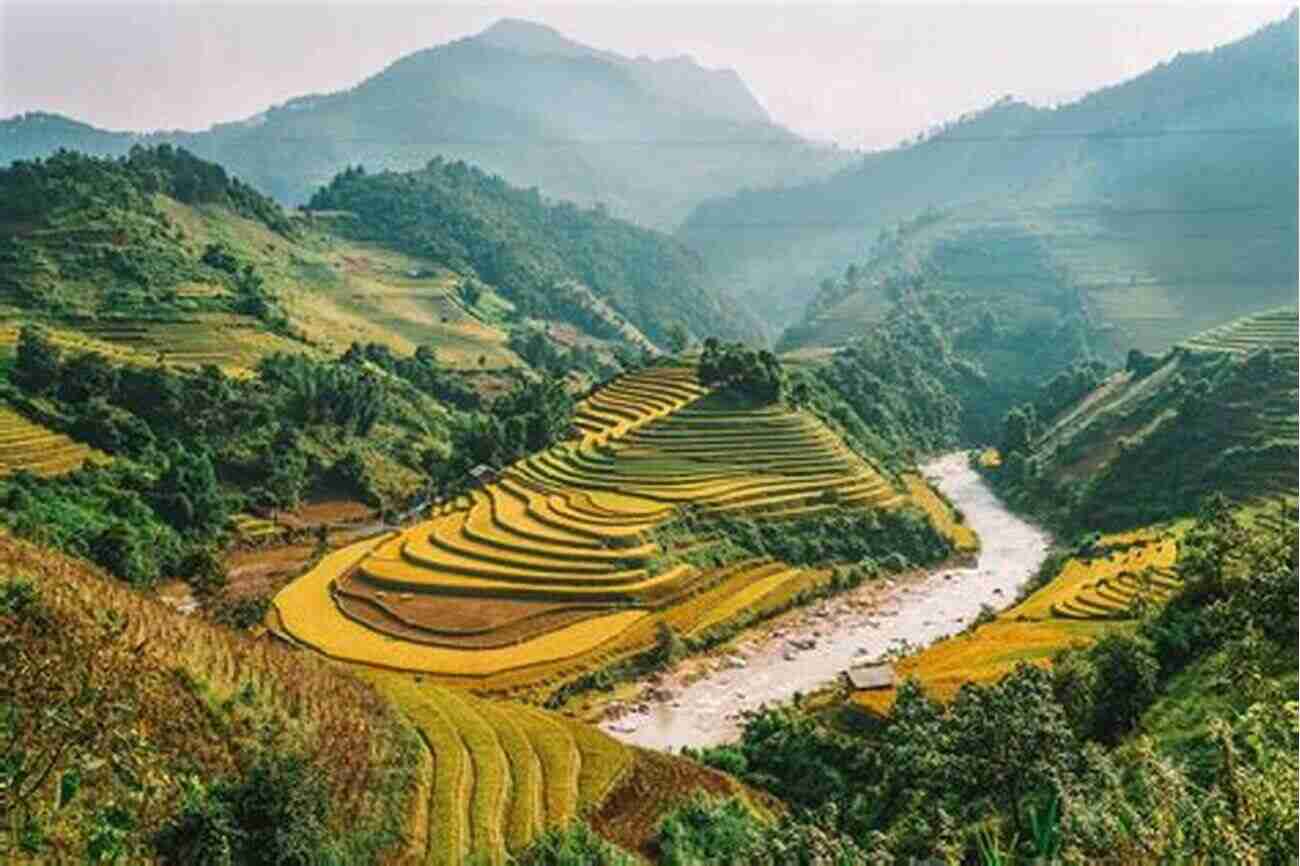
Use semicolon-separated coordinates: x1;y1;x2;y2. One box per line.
844;662;896;691
468;464;498;487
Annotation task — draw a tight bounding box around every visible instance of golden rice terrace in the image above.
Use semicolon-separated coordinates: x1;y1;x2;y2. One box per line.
271;362;958;698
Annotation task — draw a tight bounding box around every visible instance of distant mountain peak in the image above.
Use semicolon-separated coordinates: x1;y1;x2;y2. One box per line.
475;18;597;58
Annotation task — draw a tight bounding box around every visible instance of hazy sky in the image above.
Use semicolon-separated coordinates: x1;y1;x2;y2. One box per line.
1;1;1292;149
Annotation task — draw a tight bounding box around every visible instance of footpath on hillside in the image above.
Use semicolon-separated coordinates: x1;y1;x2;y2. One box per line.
598;452;1052;750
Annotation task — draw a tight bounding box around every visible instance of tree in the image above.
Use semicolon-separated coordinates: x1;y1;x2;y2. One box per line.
1000;404;1038;456
665;322;690;354
1086;633;1159;742
946;664;1080;835
14;325;61;394
458;280;483;309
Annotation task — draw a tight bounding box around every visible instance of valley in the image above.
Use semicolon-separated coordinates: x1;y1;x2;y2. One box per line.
1;8;1296;866
598;451;1050;750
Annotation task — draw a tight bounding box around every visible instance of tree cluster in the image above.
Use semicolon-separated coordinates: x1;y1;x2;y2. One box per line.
697;338;784;403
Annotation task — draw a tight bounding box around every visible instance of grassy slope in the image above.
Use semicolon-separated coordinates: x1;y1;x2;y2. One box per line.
1;195;520;374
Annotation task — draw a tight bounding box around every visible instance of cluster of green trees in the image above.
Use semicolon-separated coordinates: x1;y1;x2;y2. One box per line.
445;375;575;475
696;339;784;403
0;332;386;582
800;293;1003;452
680;498;1297;863
2;324;583;588
0;145;287;229
654;505;949;573
305;159;761;346
507;327;620;380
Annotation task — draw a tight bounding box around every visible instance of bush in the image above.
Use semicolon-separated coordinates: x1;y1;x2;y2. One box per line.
1086;633;1159;742
155;753;337;866
510;822;637;866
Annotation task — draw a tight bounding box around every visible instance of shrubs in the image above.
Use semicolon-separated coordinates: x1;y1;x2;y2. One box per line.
155;754;336;866
509;823;637;866
697;339;784;403
654;506;950;571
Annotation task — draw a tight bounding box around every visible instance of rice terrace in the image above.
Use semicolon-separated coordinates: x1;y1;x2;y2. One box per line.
1;6;1297;866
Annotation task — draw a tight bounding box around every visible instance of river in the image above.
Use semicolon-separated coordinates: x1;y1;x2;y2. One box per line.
599;451;1052;751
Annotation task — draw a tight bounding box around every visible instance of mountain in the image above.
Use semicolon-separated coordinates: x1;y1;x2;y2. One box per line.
684;12;1299;342
0;143;763;384
306;157;765;346
0;19;851;229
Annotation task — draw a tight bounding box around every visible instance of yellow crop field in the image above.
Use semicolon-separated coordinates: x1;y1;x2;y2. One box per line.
690;566;806;634
853;619;1115;715
0;406;101;478
271;363;943;698
1010;532;1179;621
902;474;979;553
358;667;639;864
852;525;1181;717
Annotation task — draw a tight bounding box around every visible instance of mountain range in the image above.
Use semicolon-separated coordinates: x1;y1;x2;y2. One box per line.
682;11;1299;348
0;19;849;229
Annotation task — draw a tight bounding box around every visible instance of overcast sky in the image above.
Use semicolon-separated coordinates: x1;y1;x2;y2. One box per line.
1;1;1292;149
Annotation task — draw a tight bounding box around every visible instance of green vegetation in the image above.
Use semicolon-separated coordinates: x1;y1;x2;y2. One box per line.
652;505;948;573
0;533;419;863
0;147;290;320
697;339;784;403
0;325;575;589
307;159;762;346
688;500;1297;863
990;309;1298;530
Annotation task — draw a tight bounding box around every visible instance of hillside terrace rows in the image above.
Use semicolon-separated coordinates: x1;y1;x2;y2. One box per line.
274;362;929;697
0;405;98;477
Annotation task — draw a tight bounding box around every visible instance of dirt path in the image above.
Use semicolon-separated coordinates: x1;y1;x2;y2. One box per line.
598;452;1052;751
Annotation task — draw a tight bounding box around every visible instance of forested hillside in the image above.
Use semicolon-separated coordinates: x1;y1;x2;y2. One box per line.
0;19;849;229
307;158;764;346
685;12;1298;342
990;307;1299;530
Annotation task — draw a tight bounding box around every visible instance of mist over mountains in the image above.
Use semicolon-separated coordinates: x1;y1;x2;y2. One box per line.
683;11;1298;344
0;18;848;229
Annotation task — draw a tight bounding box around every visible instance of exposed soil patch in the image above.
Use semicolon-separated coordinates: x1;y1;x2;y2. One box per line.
332;575;611;647
275;499;375;530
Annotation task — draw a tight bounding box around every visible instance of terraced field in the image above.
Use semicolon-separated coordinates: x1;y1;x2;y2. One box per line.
0;405;98;477
1179;307;1299;358
274;362;952;701
854;527;1180;715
